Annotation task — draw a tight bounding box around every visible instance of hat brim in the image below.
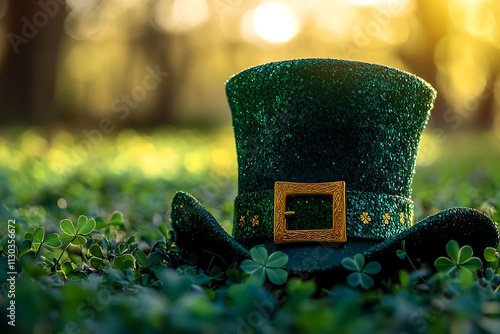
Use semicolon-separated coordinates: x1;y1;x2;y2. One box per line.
171;192;499;281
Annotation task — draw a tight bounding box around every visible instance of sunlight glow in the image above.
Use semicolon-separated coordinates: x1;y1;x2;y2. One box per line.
465;6;496;40
349;0;387;5
416;133;439;167
251;2;299;43
349;0;406;8
435;37;489;115
184;152;206;174
314;0;357;36
154;0;208;33
348;0;411;15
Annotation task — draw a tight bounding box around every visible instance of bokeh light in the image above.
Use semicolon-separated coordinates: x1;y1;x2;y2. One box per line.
349;0;412;14
250;2;300;44
434;36;489;116
465;5;496;41
57;198;68;209
154;0;209;33
314;1;357;37
64;10;104;40
0;0;499;133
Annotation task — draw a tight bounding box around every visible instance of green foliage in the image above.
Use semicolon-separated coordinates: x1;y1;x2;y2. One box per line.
1;129;500;333
1;211;500;334
240;245;289;285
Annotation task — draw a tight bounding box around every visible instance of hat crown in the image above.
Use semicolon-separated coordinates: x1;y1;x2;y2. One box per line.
226;59;436;199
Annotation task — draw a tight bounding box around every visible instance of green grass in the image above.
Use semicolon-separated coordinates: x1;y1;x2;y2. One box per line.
0;127;499;333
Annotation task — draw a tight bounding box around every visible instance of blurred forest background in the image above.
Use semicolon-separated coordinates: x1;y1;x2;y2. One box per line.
0;0;499;131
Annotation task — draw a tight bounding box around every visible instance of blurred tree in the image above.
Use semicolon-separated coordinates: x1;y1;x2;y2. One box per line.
0;0;66;127
137;24;178;126
0;0;497;130
127;14;176;127
475;70;498;130
399;0;448;128
400;0;498;130
474;46;499;130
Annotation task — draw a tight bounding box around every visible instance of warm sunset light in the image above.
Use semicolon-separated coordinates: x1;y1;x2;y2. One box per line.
348;0;388;6
154;0;209;33
348;0;409;9
251;2;300;43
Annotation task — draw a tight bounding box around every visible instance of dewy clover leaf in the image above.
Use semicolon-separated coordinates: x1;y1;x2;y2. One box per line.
434;239;482;278
240;245;289;285
341;253;381;289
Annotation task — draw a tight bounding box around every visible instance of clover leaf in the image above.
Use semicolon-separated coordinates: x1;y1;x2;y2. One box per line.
88;244;106;269
434;240;482;278
135;251;165;276
30;227;62;251
58;261;86;280
59;215;96;246
484;245;500;271
55;215;97;267
109;211;125;227
480;267;500;292
114;254;136;271
341;253;381;289
26;226;62;261
240;245;289;285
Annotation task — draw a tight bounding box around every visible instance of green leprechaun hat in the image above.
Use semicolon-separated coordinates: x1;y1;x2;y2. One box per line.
170;59;498;279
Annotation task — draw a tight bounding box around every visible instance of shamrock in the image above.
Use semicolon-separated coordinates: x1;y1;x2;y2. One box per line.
240;245;289;285
434;240;482;278
341;253;381;289
483;244;500;271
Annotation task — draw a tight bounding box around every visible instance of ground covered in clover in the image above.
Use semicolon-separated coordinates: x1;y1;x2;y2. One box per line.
0;127;500;333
